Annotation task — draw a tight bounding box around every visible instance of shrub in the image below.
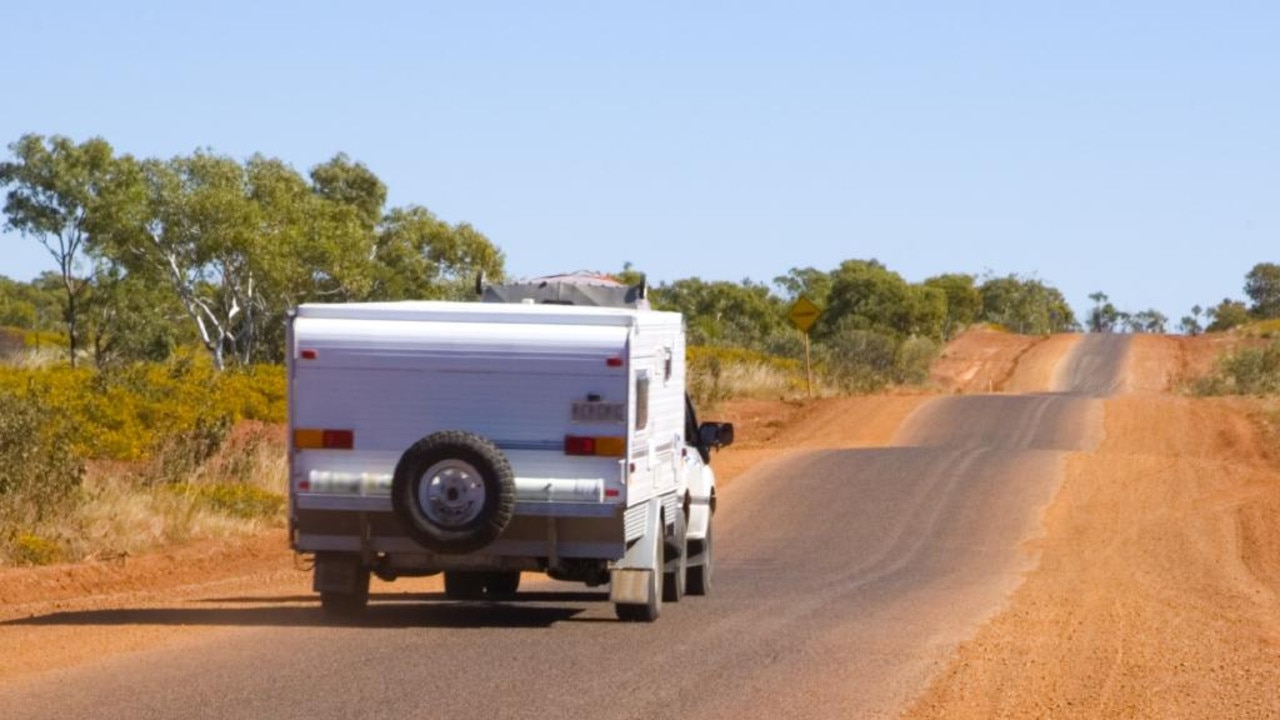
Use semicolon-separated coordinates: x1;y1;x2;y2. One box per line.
0;386;85;522
0;327;24;360
21;329;69;349
0;385;85;564
144;414;234;486
1193;342;1280;396
0;351;285;462
11;532;62;565
895;336;940;385
818;328;897;393
1246;319;1280;340
183;482;285;520
687;346;804;404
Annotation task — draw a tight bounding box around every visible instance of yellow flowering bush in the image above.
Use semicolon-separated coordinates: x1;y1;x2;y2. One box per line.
0;350;285;462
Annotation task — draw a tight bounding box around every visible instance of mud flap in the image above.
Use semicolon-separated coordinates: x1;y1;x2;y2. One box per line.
314;553;363;594
610;568;655;604
610;497;663;606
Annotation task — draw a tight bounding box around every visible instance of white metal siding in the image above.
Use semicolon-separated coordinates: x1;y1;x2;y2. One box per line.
290;302;686;522
623;312;686;507
624;503;649;542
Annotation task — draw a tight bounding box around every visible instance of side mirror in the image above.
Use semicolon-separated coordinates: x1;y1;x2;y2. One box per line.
698;422;735;450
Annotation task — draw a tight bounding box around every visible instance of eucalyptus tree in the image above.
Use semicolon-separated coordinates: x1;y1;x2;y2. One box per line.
1087;291;1121;333
1245;262;1280;319
818;259;945;341
979;274;1077;334
1206;299;1250;333
310;153;387;233
0;134;117;365
652;277;784;349
372;206;506;301
923;273;981;339
773;266;834;307
93;151;378;368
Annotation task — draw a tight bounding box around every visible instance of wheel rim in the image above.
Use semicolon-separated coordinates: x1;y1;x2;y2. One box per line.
417;459;486;528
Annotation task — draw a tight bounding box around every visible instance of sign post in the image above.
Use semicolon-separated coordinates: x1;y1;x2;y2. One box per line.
786;296;822;399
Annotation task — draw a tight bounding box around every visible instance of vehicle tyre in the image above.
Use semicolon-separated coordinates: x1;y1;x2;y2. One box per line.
392;430;516;555
485;571;521;598
686;515;713;596
320;570;370;620
615;510;663;622
444;571;488;600
663;511;687;603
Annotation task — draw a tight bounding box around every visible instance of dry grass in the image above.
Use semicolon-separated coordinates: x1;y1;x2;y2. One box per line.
1244;318;1280;339
692;359;807;401
8;347;65;369
687;345;832;405
3;422;287;566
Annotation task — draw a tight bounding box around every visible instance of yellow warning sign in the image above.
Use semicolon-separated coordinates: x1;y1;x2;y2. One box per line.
787;296;822;333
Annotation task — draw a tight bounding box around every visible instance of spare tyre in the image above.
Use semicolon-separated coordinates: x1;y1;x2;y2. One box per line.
391;430;516;554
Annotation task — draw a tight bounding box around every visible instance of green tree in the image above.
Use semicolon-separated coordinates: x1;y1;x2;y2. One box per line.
979;274;1077;334
1126;309;1168;334
819;259;916;340
94;150;397;366
923;273;981;338
652;277;784;349
372;206;506;301
0;134;117;366
1244;262;1280;319
0;272;62;332
1178;304;1204;336
611;262;646;288
254;154;376;307
82;267;186;366
906;284;947;340
309;153;387;232
97;153;317;367
818;319;897;393
1206;298;1250;332
1087;291;1118;333
773;266;834;307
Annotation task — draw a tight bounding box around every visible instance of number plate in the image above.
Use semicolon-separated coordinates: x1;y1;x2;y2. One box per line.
572;401;626;424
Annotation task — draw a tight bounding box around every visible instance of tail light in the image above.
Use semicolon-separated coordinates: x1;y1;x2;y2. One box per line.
564;435;625;457
294;428;355;450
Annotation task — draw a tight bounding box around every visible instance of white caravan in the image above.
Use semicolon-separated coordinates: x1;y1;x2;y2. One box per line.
287;276;733;622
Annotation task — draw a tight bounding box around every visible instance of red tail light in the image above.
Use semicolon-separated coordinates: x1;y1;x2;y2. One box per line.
322;429;354;449
295;428;355;450
565;436;596;456
564;435;625;457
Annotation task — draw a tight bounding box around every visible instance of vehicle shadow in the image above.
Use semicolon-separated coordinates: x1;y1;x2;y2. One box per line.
2;591;611;630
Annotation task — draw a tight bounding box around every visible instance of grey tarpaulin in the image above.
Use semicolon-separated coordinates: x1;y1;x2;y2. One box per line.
481;272;649;310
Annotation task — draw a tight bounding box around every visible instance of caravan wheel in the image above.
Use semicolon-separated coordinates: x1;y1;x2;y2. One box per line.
392;431;516;555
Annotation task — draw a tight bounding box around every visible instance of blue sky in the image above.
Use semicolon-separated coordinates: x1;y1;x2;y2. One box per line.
2;1;1276;325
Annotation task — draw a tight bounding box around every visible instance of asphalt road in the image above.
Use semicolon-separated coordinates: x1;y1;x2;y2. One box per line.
0;335;1131;720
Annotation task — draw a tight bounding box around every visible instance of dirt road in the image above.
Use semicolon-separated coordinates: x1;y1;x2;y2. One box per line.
1;331;1277;718
907;334;1280;719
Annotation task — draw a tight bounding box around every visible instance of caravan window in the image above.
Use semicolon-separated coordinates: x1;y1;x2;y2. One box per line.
635;373;651;431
